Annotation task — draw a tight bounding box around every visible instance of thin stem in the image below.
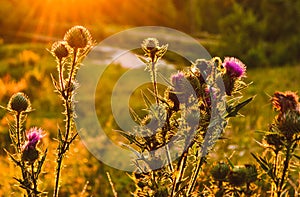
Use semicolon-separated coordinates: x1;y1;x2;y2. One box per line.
165;144;173;172
170;152;188;197
58;59;65;93
16;112;21;153
186;156;206;196
278;142;292;196
151;61;159;104
54;47;78;197
31;163;38;197
54;155;63;197
67;48;77;95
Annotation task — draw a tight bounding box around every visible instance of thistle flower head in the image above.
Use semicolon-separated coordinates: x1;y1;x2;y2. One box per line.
51;41;69;60
8;92;31;113
211;162;230;181
64;26;92;49
141;38;168;62
171;71;185;88
265;133;284;148
244;164;258;183
277;110;300;138
22;127;44;162
228;166;247;186
272;91;299;114
24;127;44;148
223;57;246;78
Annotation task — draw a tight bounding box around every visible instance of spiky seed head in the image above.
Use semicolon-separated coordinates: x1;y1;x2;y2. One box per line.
8;92;31;113
51;41;69;60
141;38;168;62
64;26;92;49
277;110;300;138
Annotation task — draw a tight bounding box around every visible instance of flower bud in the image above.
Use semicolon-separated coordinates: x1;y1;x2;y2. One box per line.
51;41;69;60
265;133;284;148
211;162;230;181
64;26;92;49
22;127;44;163
244;164;258;183
228;166;247;186
8;92;31;113
277;110;300;138
22;146;39;163
141;38;168;62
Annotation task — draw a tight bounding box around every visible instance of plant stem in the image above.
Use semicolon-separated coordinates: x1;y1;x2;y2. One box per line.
151;61;159;104
278;142;292;196
16;112;21;153
58;59;65;93
31;163;37;197
186;155;206;196
53;48;78;197
67;48;77;94
54;154;63;197
170;152;188;197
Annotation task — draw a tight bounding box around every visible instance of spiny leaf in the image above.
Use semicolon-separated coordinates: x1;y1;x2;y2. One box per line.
36;149;48;176
57;128;63;142
115;130;144;149
226;97;254;118
136;54;149;64
141;90;153;109
158;72;173;87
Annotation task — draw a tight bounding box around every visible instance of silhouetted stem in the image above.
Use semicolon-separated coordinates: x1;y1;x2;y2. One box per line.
54;48;78;197
151;61;159;104
278;142;292;196
186;156;206;196
16;113;21;153
31;163;38;197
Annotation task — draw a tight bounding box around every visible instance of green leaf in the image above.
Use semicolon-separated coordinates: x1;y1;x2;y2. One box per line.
136;55;149;64
141;90;153;109
158;72;173;87
226;97;254;118
226;157;234;169
115;130;144;149
36;149;48;176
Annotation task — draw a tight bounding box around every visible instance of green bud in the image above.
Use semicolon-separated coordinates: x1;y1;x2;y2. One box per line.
8;92;31;113
211;162;230;181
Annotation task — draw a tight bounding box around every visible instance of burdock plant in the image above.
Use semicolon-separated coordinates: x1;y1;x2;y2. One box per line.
119;38;253;196
50;26;95;197
1;92;47;196
252;91;300;196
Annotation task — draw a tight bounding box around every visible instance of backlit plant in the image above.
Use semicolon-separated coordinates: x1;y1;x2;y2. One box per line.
118;38;253;196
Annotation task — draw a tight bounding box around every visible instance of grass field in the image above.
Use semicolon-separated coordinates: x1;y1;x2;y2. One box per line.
0;42;299;196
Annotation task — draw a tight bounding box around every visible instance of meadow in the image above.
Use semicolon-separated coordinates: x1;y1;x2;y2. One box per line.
0;40;299;196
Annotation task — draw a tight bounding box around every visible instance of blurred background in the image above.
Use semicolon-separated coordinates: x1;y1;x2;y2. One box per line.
0;0;300;196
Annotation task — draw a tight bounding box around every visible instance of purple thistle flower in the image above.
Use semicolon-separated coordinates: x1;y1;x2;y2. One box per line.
22;127;44;163
23;127;44;149
171;71;185;88
223;57;246;78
